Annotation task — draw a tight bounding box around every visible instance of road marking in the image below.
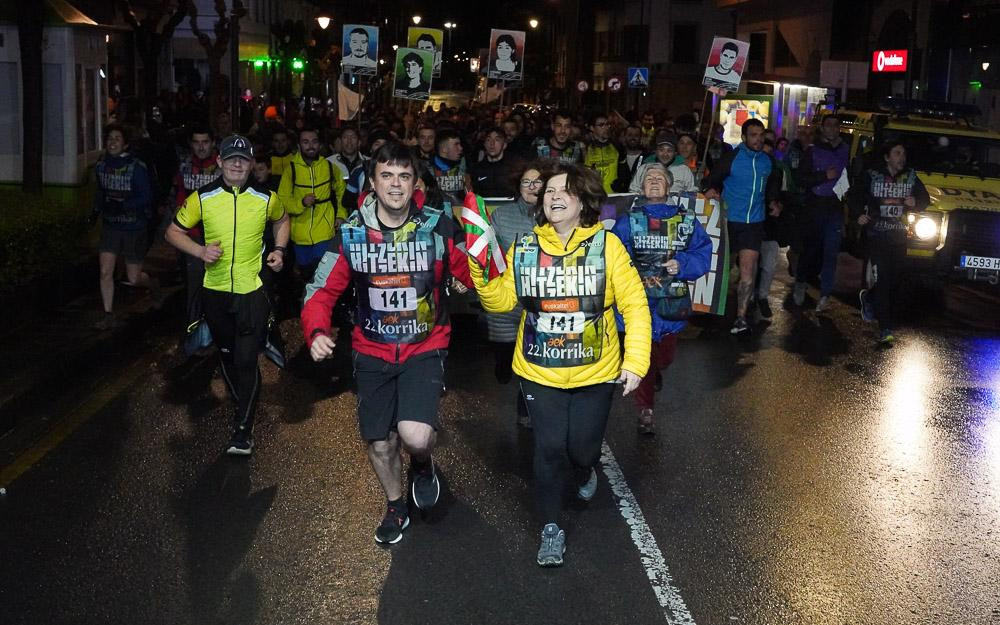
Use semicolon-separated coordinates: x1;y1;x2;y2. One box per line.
600;441;696;625
0;355;151;489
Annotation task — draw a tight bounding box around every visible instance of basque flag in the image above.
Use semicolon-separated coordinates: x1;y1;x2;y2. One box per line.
460;192;506;282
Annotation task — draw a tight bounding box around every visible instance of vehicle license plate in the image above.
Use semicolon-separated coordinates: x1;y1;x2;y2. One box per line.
960;255;1000;270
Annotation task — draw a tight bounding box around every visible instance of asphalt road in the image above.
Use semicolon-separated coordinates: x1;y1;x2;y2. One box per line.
1;264;999;625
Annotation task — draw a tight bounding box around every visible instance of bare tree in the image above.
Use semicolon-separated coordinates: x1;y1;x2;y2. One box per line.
188;0;246;128
118;0;191;117
15;1;44;192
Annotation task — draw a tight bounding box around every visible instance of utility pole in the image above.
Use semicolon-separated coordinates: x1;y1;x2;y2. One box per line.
230;4;241;123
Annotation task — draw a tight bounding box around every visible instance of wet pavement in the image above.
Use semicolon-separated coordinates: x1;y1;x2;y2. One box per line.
1;253;999;625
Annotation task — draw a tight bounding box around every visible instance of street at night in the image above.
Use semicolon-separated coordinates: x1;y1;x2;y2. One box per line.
2;256;999;625
5;0;1000;623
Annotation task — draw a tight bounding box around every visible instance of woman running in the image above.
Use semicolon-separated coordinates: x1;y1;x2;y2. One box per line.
468;162;651;567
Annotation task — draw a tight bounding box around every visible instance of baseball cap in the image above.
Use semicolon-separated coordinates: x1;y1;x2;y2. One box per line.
219;134;254;160
655;131;678;148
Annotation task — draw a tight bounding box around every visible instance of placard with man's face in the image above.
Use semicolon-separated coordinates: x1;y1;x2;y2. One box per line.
393;47;434;101
702;36;749;93
487;29;525;82
407;27;444;77
342;24;379;76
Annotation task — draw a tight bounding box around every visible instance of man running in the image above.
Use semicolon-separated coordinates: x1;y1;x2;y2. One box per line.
278;127;346;282
533;110;584;164
166;135;290;455
851;141;929;344
705;119;782;335
173;126;222;353
301;142;473;545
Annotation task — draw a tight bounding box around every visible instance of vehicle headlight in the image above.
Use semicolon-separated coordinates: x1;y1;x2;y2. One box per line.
914;216;938;240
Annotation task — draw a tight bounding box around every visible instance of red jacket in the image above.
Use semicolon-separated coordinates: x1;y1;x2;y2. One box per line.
301;191;473;364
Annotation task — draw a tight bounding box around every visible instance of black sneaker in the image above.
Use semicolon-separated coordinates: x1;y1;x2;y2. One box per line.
410;459;441;510
226;429;254;456
730;317;750;335
374;503;410;544
757;298;773;319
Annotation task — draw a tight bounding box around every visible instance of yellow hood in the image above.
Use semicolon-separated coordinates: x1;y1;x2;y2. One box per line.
921;173;1000;213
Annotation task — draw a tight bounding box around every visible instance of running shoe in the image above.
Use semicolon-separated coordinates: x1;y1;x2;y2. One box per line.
226;429;254;456
536;523;566;567
815;296;830;313
793;282;807;307
410;458;441;510
878;330;896;345
375;503;410;544
638;408;656;436
859;290;875;323
757;297;773;319
577;467;598;501
730;317;750;335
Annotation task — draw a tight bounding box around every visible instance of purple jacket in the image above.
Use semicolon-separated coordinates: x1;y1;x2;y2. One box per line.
799;139;849;197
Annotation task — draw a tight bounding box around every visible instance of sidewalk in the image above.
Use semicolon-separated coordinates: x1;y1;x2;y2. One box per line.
0;240;184;449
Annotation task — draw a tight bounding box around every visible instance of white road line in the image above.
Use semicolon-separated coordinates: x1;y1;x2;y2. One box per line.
600;441;697;625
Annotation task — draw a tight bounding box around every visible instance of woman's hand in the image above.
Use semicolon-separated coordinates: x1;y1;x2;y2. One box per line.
618;369;642;396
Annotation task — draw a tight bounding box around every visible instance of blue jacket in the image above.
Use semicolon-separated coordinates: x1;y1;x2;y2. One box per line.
612;201;713;339
705;143;780;224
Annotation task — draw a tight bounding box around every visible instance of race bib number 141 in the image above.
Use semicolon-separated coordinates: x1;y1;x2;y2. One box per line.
536;311;586;334
369;287;418;312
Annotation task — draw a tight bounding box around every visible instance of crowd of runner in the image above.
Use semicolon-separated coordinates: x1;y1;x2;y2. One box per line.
91;93;927;566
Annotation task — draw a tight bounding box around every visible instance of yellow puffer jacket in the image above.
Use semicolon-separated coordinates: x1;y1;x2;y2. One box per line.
471;222;651;388
277;152;347;245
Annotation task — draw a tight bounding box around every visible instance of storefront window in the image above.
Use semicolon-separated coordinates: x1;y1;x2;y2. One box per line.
0;62;21;155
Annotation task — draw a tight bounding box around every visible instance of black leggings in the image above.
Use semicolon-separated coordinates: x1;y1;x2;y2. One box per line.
202;287;270;432
869;236;905;333
520;379;615;524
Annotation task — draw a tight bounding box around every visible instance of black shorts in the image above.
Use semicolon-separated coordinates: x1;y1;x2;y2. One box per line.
727;221;765;254
99;226;149;263
353;349;447;441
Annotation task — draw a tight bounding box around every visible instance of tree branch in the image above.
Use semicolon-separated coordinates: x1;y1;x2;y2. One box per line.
118;0;140;31
187;3;212;51
162;0;190;40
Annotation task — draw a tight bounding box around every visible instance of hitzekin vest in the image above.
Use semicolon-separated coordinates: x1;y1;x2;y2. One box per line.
628;206;696;299
342;207;445;344
179;158;221;192
869;168;918;233
433;160;466;194
513;230;607;367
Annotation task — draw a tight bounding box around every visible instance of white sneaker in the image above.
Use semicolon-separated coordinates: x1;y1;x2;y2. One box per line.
815;296;830;313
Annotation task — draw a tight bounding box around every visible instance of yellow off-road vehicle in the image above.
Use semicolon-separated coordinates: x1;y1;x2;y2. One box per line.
822;100;1000;286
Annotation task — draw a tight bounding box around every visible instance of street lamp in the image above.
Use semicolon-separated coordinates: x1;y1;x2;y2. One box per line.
316;15;331;30
444;22;456;56
529;18;539;29
412;15;421;25
983;62;991;71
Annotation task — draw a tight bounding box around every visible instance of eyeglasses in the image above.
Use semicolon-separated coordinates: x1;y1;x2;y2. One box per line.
520;179;543;187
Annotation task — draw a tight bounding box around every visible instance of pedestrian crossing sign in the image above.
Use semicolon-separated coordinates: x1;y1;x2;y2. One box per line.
628;67;649;88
